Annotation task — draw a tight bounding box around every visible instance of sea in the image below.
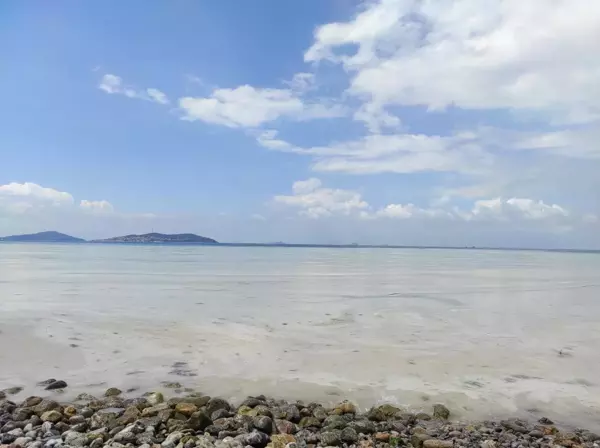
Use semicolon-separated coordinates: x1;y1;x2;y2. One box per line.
1;243;600;429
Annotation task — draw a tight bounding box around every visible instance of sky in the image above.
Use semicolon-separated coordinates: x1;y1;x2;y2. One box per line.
1;0;599;248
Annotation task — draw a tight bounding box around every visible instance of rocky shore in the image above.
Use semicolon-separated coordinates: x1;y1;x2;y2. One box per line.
2;381;599;448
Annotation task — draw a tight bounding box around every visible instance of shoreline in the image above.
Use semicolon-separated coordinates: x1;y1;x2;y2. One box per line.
2;382;599;448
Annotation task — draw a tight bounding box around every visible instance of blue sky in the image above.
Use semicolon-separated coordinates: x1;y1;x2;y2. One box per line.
1;0;599;248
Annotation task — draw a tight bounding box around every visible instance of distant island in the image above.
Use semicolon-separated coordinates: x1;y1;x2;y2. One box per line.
90;233;218;244
0;231;85;243
0;231;217;244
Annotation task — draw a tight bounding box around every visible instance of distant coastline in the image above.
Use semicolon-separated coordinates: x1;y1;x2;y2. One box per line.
0;230;599;253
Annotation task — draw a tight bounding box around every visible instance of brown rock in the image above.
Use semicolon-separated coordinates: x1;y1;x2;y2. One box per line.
375;432;390;442
334;401;357;415
175;402;198;417
64;406;77;417
269;434;296;448
41;410;63;423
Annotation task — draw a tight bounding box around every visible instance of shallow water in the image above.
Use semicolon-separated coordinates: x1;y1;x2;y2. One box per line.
1;243;600;428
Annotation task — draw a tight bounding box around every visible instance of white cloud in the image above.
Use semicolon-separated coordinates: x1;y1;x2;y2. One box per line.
80;200;115;214
471;198;569;221
0;182;74;205
179;84;344;128
306;0;600;125
98;74;122;94
274;179;580;229
274;178;369;219
98;74;169;105
256;130;297;151
285;72;316;93
257;131;492;174
146;88;169;105
376;203;450;219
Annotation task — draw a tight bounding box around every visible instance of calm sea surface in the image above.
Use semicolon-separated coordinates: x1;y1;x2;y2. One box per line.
1;243;600;427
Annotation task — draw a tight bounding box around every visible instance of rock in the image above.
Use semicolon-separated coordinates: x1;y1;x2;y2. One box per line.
196;435;217;448
501;420;529;434
375;432;391;442
89;408;124;430
333;402;357;415
366;407;386;422
298;417;321;429
45;381;67;391
163;382;183;389
187;411;213;431
21;396;43;407
538;417;554;425
324;414;348;430
277;406;300;424
13;436;32;446
104;388;122;397
348;419;376;434
313;407;328;422
86;427;108;443
341;427;358;443
89;439;103;448
2;386;23;395
136;432;156;445
241;398;263;409
12;408;34;421
269;434;295;448
34;399;61;415
1;433;18;444
162;431;184;448
206;398;231;416
415;412;432;421
481;441;497;448
41;411;63;423
76;393;96;402
124;397;149;410
64;430;88;447
145;392;164;406
212;409;231;421
423;440;453;448
411;434;431;448
275;420;297;435
142;403;171;417
175;402;198;417
63;405;76;418
116;405;141;425
237;405;253;416
378;404;401;417
243;431;269;447
184;395;211;408
113;422;145;443
8;429;25;437
253;416;273;434
432;404;450;420
320;430;342;446
529;430;543;438
70;421;88;432
294;429;318;445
